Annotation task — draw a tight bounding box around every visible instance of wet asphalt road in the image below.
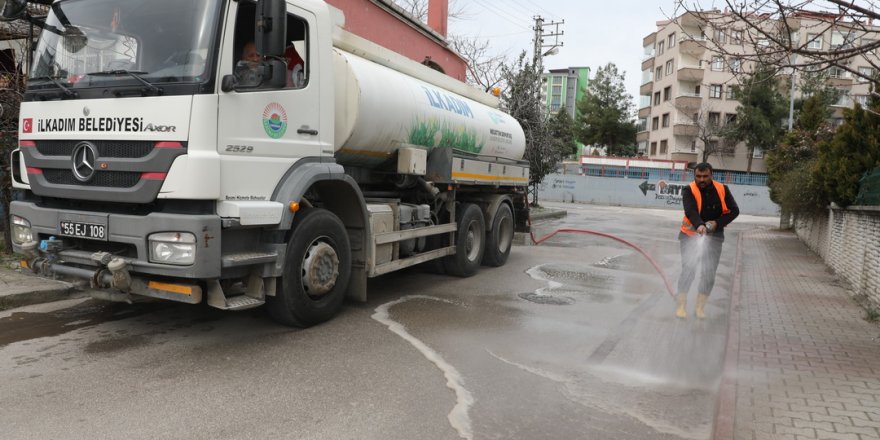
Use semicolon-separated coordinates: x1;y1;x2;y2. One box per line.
0;203;778;440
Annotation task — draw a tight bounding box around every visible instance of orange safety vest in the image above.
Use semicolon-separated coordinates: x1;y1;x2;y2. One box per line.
681;181;729;236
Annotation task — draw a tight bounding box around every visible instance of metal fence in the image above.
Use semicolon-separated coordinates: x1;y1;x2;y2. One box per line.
562;164;769;187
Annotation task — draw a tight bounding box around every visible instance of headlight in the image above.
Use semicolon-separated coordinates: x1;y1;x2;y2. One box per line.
11;215;33;245
148;232;196;265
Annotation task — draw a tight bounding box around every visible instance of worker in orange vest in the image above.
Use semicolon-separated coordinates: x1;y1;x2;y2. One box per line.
677;163;739;319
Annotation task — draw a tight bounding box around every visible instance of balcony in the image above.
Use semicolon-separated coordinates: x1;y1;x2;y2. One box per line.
636;131;650;143
677;65;704;82
643;32;657;47
673;123;699;137
675;93;703;110
640;82;654;96
679;36;707;55
638;106;651;119
641;57;654;71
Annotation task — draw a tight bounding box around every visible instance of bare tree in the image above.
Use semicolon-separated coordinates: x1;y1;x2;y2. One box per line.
450;35;507;92
673;1;880;84
391;0;467;23
0;37;29;252
675;101;737;163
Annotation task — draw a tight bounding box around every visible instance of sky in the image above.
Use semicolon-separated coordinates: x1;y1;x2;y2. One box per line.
447;0;677;104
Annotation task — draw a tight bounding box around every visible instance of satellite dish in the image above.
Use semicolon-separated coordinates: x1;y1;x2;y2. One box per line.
0;0;28;22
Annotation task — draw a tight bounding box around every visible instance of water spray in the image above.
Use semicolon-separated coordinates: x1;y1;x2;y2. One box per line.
526;200;676;299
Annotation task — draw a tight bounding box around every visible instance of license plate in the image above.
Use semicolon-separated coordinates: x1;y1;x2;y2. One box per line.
59;221;107;240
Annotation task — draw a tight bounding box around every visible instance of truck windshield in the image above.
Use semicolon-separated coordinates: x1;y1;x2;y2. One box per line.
29;0;221;95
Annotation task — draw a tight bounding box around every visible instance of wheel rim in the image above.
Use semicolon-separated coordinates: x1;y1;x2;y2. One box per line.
300;238;340;298
497;214;513;253
465;220;483;261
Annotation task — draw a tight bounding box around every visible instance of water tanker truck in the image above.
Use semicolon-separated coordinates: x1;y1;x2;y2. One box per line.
4;0;530;326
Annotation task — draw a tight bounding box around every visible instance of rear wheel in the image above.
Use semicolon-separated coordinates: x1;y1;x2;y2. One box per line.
482;203;514;267
267;208;351;327
443;203;485;277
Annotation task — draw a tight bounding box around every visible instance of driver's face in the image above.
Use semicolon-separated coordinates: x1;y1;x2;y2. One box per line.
242;43;260;63
695;169;712;188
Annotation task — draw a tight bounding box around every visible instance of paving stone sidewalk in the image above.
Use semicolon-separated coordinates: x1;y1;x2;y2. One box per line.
720;229;880;440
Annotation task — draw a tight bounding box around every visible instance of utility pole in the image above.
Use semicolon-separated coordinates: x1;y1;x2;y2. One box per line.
532;16;564;83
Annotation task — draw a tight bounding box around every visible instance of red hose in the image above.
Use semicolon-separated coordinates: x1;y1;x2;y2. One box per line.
526;203;676;299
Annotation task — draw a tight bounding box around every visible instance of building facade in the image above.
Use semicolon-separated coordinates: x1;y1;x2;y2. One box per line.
637;11;879;173
543;66;590;156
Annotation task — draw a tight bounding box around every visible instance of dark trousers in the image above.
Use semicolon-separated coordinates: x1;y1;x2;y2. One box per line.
677;235;724;296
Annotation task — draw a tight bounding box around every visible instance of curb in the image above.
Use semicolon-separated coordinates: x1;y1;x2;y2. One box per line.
711;230;745;440
529;209;567;222
0;270;81;311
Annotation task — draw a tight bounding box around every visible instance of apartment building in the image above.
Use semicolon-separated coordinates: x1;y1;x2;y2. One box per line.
637;11;879;173
543;66;590;156
543;66;590;118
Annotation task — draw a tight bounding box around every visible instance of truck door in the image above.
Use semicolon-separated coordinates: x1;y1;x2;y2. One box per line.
217;1;322;163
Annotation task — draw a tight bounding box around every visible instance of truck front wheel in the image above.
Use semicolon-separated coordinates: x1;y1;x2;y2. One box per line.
443;203;485;277
482;203;514;267
268;208;351;327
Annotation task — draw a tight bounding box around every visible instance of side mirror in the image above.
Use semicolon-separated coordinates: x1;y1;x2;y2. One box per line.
256;0;286;58
0;0;28;21
221;74;237;93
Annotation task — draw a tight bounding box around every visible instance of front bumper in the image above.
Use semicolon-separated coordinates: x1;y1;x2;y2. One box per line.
11;200;222;280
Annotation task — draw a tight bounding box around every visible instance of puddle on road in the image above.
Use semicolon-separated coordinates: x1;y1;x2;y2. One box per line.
520;263;621;306
0;300;171;348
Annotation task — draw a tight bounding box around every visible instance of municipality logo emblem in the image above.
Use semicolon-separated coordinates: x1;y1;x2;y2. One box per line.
262;103;288;139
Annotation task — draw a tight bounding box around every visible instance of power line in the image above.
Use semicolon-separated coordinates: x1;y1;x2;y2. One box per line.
518;0;560;21
470;0;533;29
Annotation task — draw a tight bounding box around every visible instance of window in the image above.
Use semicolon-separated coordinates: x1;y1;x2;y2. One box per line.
552;75;563;84
235;3;311;90
652;117;659;130
660;140;668;154
654;92;661;106
690;140;697;152
708;112;721;127
729;58;742;73
807;33;822;49
757;38;770;47
658;41;665;55
831;31;855;49
859;66;875;81
656;66;663;81
714;28;726;44
666;59;674;75
863;39;877;55
650;142;657;156
726;87;738;100
642;68;653;84
855;95;869;107
711;56;725;71
668;33;676;48
662;113;670;128
730;30;743;44
637;118;648;132
753;147;764;159
725;114;737;125
663;86;671;101
829;66;848;79
710;84;723;99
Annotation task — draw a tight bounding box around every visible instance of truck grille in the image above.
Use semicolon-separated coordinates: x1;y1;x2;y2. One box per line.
36;140;155;158
43;169;141;188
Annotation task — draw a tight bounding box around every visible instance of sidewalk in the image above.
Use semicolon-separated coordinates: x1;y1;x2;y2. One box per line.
0;260;79;310
717;229;880;440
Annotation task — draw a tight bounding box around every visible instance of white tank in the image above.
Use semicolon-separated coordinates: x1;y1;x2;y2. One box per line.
332;49;526;167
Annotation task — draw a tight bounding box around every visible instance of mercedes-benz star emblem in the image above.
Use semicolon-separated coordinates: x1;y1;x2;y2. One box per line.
83;106;90;117
71;142;98;182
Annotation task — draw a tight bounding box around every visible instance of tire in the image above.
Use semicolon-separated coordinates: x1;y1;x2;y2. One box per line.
443;203;486;277
267;208;351;327
482;203;514;267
